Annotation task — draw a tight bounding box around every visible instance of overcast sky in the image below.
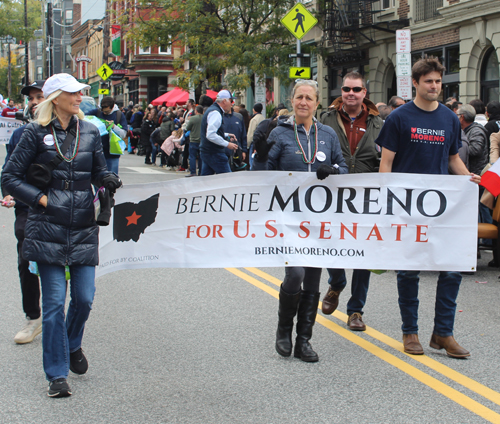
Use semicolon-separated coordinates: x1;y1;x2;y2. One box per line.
81;0;106;21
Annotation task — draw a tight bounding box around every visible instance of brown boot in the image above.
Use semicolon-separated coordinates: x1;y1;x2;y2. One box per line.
321;287;343;315
403;334;424;355
429;334;470;358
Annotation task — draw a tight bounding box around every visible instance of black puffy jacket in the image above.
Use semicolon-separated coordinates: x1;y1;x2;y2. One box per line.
1;116;110;266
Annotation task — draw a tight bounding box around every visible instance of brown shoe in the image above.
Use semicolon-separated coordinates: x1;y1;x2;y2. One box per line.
429;334;470;358
321;287;343;315
403;334;424;355
347;312;366;331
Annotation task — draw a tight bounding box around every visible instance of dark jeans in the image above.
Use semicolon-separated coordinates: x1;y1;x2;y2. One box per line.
14;208;40;320
397;270;462;337
327;268;370;316
189;142;202;175
182;141;190;169
200;152;232;175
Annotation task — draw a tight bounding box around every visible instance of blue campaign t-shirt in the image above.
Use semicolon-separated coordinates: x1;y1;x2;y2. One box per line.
375;101;461;175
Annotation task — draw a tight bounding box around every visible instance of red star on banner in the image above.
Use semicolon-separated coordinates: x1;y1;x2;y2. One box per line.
126;211;142;226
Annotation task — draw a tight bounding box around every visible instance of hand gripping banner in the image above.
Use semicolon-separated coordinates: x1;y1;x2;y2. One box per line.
96;171;478;277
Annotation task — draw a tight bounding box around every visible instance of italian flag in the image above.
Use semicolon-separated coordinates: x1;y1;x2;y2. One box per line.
111;25;121;56
480;160;500;197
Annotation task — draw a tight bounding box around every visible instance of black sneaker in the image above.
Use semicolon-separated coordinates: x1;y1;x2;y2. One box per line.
48;378;72;398
70;348;88;375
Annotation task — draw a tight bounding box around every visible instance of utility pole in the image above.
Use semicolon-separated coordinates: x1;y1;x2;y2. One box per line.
7;39;12;99
100;0;110;104
46;0;53;77
24;0;29;84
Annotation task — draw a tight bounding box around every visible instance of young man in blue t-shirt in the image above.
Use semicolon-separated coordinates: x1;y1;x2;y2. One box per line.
376;57;481;358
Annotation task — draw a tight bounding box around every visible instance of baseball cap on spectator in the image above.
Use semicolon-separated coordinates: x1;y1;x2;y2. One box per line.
253;103;263;114
21;80;45;96
216;89;233;101
42;73;90;98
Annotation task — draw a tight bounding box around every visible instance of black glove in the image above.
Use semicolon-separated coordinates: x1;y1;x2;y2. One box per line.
102;173;122;194
254;136;275;162
316;164;340;180
96;189;115;226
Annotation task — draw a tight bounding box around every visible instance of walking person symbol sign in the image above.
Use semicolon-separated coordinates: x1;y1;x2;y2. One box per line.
281;3;318;40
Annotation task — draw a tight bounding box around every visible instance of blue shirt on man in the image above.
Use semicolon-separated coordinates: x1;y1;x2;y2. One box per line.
375;102;461;175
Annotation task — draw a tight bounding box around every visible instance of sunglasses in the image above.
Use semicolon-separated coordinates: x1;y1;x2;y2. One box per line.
341;86;364;93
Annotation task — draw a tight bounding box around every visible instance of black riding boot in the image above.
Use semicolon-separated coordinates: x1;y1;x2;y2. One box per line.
294;291;320;362
275;285;301;357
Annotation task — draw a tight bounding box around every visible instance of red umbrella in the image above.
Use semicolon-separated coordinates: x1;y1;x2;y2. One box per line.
168;89;189;106
206;89;218;100
151;87;189;106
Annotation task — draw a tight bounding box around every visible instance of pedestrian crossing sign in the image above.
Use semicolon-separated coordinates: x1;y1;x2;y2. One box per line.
97;64;113;81
281;3;318;40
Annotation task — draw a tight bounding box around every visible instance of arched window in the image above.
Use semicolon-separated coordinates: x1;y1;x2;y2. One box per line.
481;48;499;104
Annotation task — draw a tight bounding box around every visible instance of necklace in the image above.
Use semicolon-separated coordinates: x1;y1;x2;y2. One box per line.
293;118;318;164
51;119;80;162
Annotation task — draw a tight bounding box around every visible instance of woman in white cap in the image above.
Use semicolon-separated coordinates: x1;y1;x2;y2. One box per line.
2;73;122;397
252;79;348;363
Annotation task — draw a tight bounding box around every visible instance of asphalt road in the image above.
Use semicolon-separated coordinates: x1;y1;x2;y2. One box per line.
1;148;500;423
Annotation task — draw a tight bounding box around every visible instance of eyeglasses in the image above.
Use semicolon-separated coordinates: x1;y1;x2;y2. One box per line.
341;86;364;93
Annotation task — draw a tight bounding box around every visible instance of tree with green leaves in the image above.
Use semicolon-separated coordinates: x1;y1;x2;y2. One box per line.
127;0;320;92
0;0;41;44
0;0;42;100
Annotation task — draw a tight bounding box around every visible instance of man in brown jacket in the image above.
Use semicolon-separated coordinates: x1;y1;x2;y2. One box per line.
319;71;383;331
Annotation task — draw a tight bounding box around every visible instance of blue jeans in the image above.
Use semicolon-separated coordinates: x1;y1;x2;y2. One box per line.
397;270;461;337
189;142;202;175
38;264;96;382
150;140;159;165
105;156;120;174
327;268;370;316
200;152;231;175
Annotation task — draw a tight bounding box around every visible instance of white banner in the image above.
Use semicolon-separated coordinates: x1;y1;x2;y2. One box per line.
0;115;24;144
97;172;478;277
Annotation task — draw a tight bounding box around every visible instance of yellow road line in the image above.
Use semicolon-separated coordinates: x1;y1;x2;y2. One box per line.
244;267;500;408
226;267;500;423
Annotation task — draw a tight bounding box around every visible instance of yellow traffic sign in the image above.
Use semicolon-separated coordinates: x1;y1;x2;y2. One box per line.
96;63;113;81
98;89;110;95
281;3;318;40
289;67;311;79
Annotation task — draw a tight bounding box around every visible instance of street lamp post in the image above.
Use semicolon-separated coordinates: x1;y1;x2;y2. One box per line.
24;0;29;84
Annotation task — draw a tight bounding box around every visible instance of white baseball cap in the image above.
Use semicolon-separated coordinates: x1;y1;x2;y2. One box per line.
42;73;91;98
216;89;233;101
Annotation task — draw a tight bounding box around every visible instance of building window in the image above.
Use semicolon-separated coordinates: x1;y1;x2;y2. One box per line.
65;10;73;35
129;78;139;105
36;66;43;80
446;46;459;74
481;47;499;104
139;45;150;55
415;0;443;22
159;43;171;55
36;40;43;60
412;44;460;100
381;0;395;8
